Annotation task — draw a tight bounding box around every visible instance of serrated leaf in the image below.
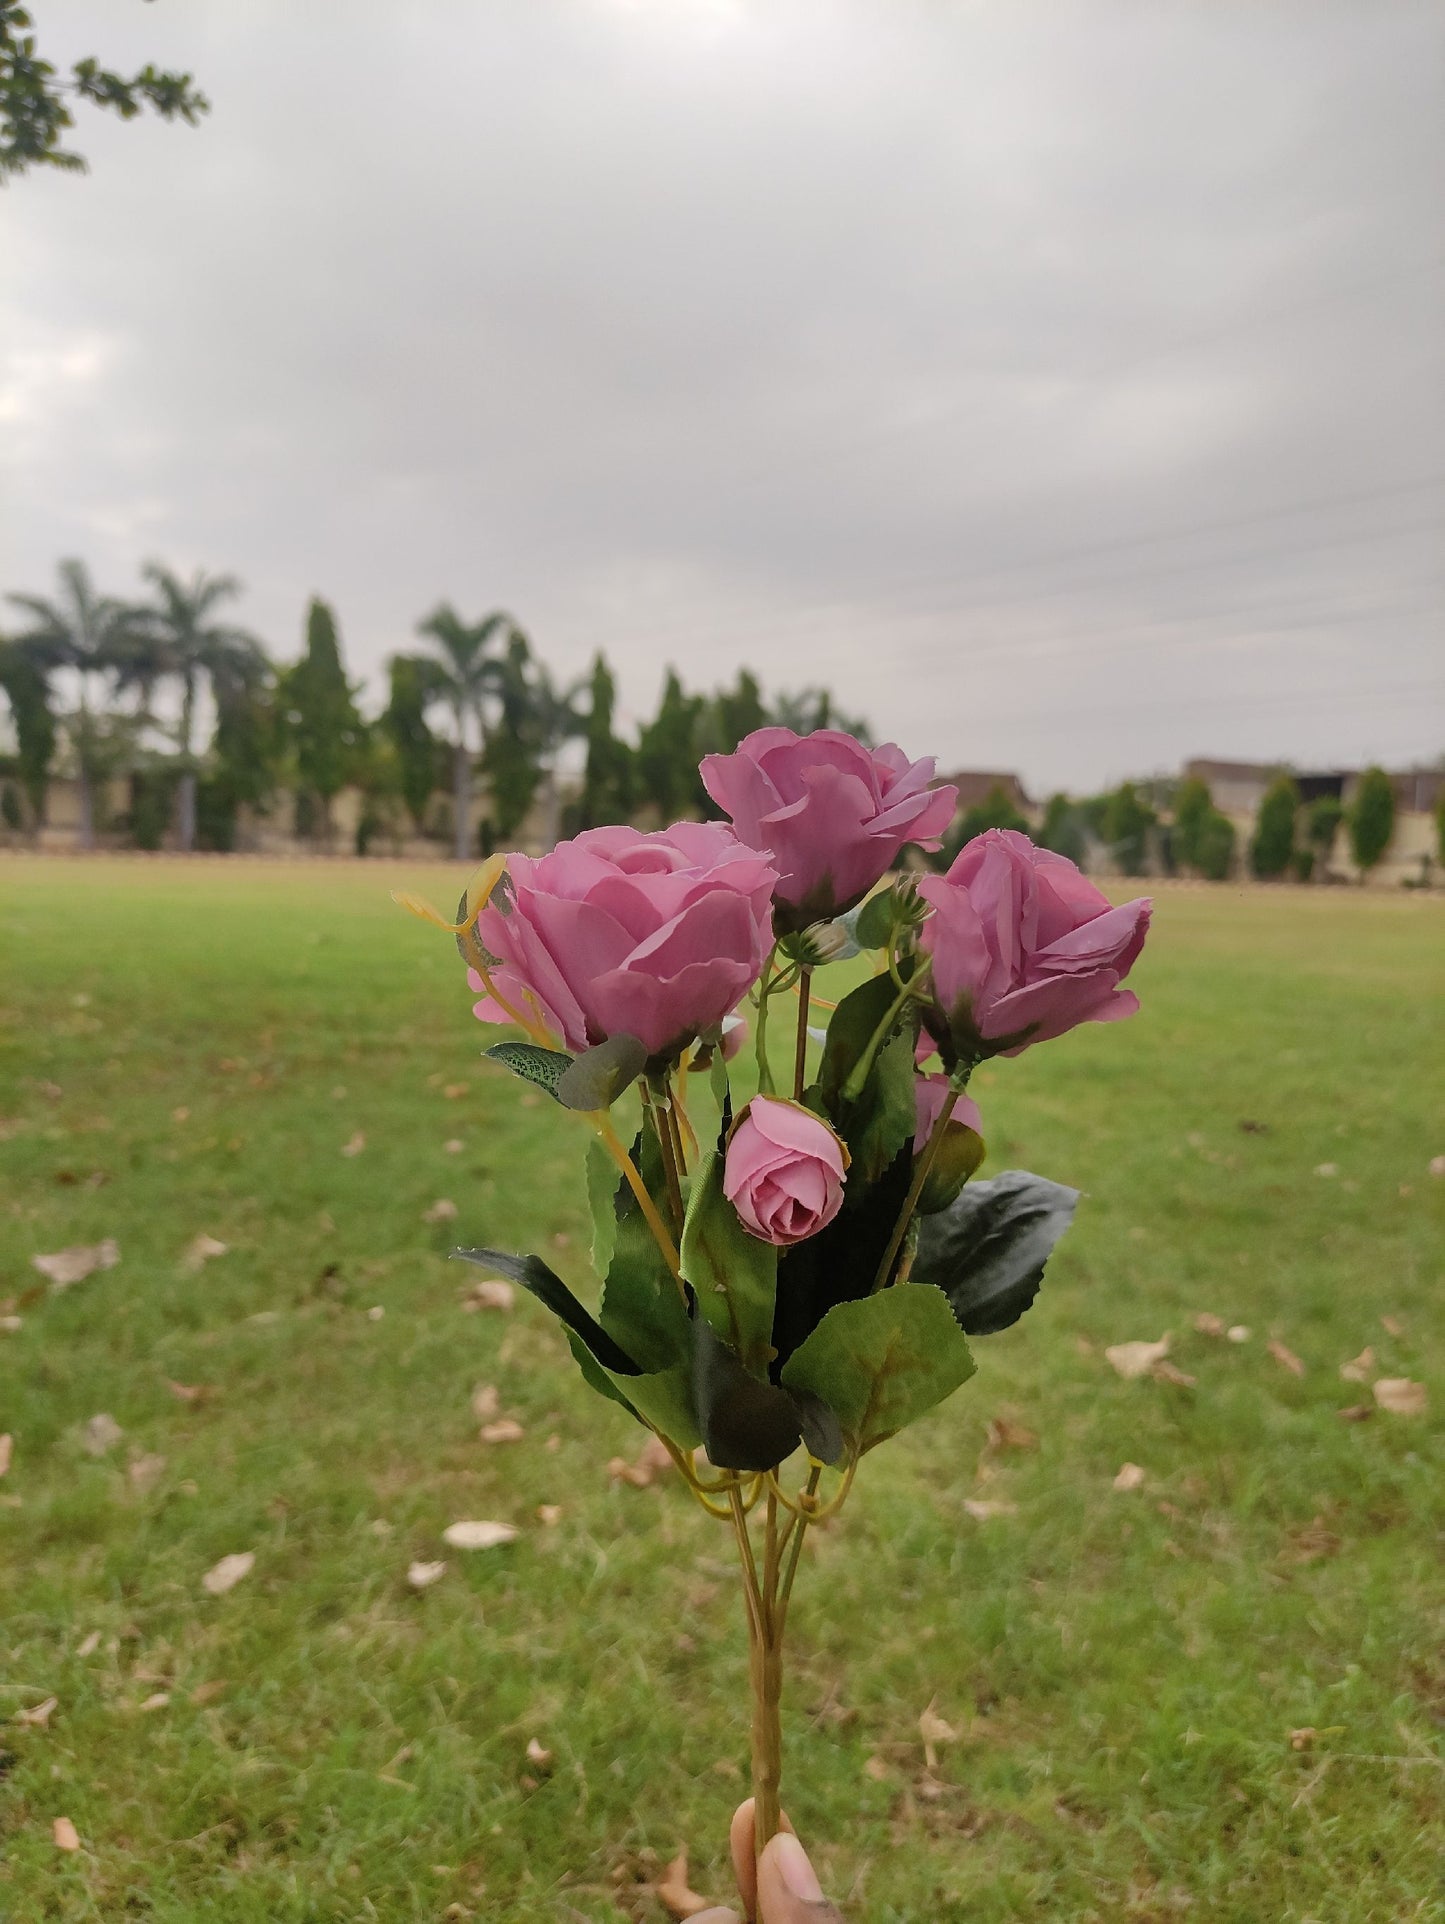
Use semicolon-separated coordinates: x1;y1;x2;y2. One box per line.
453;1248;639;1376
585;1137;620;1280
556;1033;647;1111
781;1283;976;1459
483;1040;575;1100
691;1317;804;1471
680;1151;778;1374
814;968;919;1182
911;1170;1079;1335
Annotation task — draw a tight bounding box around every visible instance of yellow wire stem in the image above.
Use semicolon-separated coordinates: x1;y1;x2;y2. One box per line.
592;1114;683;1290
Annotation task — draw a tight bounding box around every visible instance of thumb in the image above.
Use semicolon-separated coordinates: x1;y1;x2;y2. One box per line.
755;1831;844;1922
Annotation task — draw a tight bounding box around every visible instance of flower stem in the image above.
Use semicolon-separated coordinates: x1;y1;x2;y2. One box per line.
593;1114;683;1292
792;968;812;1100
733;1483;784;1854
841;962;930;1104
641;1080;687;1235
753;944;779;1095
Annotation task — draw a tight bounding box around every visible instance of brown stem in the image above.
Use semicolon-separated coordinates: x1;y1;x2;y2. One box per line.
793;967;812;1100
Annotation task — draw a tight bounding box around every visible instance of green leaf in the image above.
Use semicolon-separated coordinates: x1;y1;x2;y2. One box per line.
452;1247;638;1376
781;1283;976;1459
851;886;896;951
769;1141;914;1368
845;1022;919;1185
911;1170;1079;1334
567;1331;639;1415
600;1222;691;1375
605;1359;703;1452
585;1137;620;1281
483;1041;574;1101
680;1150;778;1374
556;1033;647;1111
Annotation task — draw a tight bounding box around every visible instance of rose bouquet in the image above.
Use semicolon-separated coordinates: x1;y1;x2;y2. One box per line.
399;726;1150;1857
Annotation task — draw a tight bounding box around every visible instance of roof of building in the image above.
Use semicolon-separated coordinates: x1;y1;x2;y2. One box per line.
939;770;1033;812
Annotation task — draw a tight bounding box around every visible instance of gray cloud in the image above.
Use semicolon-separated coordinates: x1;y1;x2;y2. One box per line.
3;0;1441;789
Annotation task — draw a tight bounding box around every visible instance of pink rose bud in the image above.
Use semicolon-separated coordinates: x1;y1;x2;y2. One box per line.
468;822;776;1062
723;1097;848;1247
700;727;957;929
919;829;1150;1059
913;1072;983;1152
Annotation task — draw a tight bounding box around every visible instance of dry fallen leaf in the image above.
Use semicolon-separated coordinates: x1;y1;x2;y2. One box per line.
608;1435;675;1488
423;1198;459;1224
190;1679;227;1705
863;1753;891;1782
181;1234;228;1271
470;1383;500;1422
1373;1377;1427;1417
53;1816;80;1852
537;1504;563;1527
1428;1154;1445;1178
407;1560;448;1590
1193;1313;1226;1338
341;1131;366;1157
480;1418;525;1444
1267;1339;1306;1378
461;1279;515;1313
443;1082;469;1100
0;1433;11;1477
1152;1361;1197;1388
1313;1162;1338;1179
918;1701;958;1746
443;1137;464;1154
1112;1462;1147;1493
202;1551;255;1596
128;1452;167;1490
656;1848;711;1920
1227;1324;1251;1343
442;1520;519;1551
1289;1727;1316;1751
138;1691;170;1713
172;1105;190;1122
525;1736;553;1768
1336;1403;1373;1422
1339;1346;1375;1384
963;1498;1018;1521
985;1416;1039;1453
1379;1314;1405;1338
164;1379;209;1403
76;1631;101;1657
32;1238;120;1290
82;1413;124;1457
1105;1336;1171;1379
15;1695;57;1728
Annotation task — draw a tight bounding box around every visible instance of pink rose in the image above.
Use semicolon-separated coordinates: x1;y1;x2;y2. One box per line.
723;1097;848;1246
913;1072;983;1151
467;822;776;1062
919;829;1150;1058
700;727;957;927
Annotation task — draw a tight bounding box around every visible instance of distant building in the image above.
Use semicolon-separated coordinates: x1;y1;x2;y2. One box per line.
938;770;1035;821
1180;757;1442;886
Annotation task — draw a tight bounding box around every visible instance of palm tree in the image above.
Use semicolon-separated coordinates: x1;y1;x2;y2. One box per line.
6;559;144;847
137;564;266;851
414;604;516;861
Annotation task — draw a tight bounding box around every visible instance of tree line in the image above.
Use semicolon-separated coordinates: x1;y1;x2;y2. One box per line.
0;558;871;857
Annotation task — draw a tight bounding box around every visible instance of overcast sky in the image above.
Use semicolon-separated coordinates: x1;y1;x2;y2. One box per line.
3;0;1442;791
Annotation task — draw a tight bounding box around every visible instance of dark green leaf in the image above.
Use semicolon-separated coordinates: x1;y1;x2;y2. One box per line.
768;1140;914;1368
911;1170;1079;1335
556;1033;647;1111
845;1022;918;1184
781;1283;976;1458
691;1317;804;1471
483;1041;574;1101
680;1150;778;1374
567;1331;639;1415
452;1247;638;1376
584;1137;620;1280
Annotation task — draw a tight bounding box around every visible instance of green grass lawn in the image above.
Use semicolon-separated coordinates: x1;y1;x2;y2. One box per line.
1;859;1442;1923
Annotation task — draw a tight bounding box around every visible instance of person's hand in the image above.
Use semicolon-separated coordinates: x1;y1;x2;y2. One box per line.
691;1798;844;1922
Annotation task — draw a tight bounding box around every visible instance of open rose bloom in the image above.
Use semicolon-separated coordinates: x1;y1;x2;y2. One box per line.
405;728;1148;1861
